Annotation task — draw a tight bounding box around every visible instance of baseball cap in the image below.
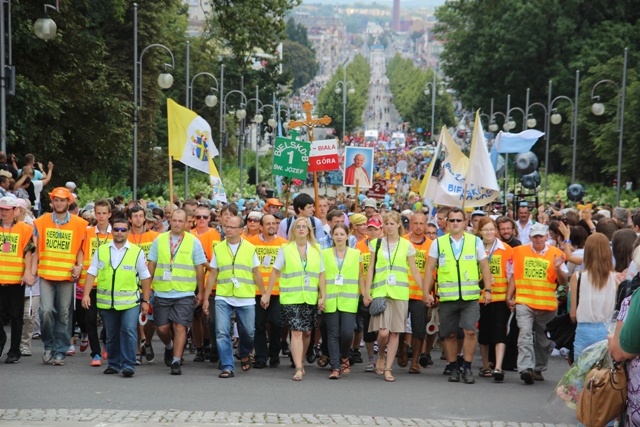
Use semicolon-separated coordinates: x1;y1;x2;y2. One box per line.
273;211;285;220
401;209;413;217
529;222;548;236
65;181;77;190
0;170;11;178
265;197;283;208
48;187;74;201
145;209;156;221
350;213;367;225
367;217;382;229
0;196;17;209
471;209;486;218
247;211;263;221
401;215;410;227
364;198;378;209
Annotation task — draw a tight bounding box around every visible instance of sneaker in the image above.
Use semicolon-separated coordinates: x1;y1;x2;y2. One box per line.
533;370;545;381
66;345;76;356
193;349;205;362
135;354;142;365
122;367;135;377
520;368;534;385
21;348;32;357
253;360;267;369
462;367;475;384
170;361;181;375
442;363;452;376
91;354;102;367
350;349;363;364
5;354;20;364
42;350;53;364
365;361;375;372
448;369;460;382
144;344;154;362
103;367;119;375
419;353;433;367
164;348;173;367
32;332;41;340
53;356;65;366
101;347;108;360
79;335;89;352
269;356;280;368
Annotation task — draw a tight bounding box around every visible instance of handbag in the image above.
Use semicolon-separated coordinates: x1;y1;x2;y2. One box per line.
576;357;627;427
369;297;387;316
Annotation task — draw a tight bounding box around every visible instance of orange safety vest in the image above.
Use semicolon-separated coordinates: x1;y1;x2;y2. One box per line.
79;225;113;288
128;230;159;258
513;244;564;311
356;238;372;281
480;242;513;303
403;233;432;300
192;228;221;264
247;234;287;296
34;213;87;282
0;221;34;285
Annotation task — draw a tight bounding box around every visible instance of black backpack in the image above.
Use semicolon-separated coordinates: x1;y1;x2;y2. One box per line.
615;273;640;311
285;216;320;237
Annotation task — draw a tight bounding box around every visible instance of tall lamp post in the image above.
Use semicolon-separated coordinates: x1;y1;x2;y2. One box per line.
424;70;446;142
590;48;628;206
335;65;355;145
222;88;247;195
523;88;549;203
185;42;219;198
133;3;175;201
247;85;265;187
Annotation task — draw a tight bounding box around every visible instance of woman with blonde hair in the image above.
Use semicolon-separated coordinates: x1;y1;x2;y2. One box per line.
264;217;325;381
364;211;422;382
570;232;617;361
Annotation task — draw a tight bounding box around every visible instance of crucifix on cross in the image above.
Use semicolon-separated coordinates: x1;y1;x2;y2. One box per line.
288;101;331;142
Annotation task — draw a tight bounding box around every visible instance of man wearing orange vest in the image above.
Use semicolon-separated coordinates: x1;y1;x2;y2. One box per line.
509;222;567;385
247;214;287;368
32;187;88;366
0;197;35;363
400;212;432;373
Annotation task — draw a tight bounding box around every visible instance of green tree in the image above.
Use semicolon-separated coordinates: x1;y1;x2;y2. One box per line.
282;40;318;91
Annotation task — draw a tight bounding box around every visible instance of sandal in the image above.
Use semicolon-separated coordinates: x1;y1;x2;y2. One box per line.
218;370;235;378
384;368;395;382
292;367;304;381
408;365;421;374
479;367;493;377
329;369;341;379
375;356;386;375
492;369;505;382
317;355;329;368
340;357;351;376
241;358;251;372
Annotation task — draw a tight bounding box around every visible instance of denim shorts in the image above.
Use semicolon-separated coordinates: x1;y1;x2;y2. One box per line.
573;322;607;361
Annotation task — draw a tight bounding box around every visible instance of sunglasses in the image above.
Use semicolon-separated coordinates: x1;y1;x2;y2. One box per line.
247;218;260;222
195;215;210;220
448;218;464;223
112;227;128;232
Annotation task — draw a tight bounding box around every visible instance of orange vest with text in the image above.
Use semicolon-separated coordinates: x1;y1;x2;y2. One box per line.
0;221;34;285
247;234;287;296
128;230;159;259
79;226;113;287
356;238;372;284
513;244;564;311
34;213;87;282
403;233;432;300
480;242;513;303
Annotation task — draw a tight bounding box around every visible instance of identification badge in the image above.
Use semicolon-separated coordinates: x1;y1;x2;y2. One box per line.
98;260;105;270
304;275;310;287
463;255;475;260
231;277;240;288
262;256;272;267
163;270;172;281
1;242;10;252
122;265;134;271
335;274;344;286
387;274;397;286
439;255;446;267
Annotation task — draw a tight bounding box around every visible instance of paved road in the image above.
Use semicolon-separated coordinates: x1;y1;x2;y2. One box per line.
2;330;577;425
363;49;400;131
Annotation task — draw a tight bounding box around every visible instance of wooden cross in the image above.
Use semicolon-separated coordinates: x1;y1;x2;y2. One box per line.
288;101;331;142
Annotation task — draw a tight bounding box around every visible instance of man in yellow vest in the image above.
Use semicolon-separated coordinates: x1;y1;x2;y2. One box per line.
0;197;34;363
82;217;151;377
246;214;287;369
508;222;567;385
203;215;266;378
147;209;206;375
32;187;88;366
423;207;492;384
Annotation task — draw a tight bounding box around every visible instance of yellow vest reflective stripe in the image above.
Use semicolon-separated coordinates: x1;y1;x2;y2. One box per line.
480;246;512;303
436;233;481;302
34;214;87;281
153;232;198;292
214;239;257;298
279;242;321;305
322;247;360;313
513;245;561;311
95;244;142;310
0;222;33;284
80;227;113;288
248;235;287;296
370;238;411;300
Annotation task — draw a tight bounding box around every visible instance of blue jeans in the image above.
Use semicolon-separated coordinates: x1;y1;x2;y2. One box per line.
39;279;74;358
100;306;139;372
573;322;608;361
215;299;255;372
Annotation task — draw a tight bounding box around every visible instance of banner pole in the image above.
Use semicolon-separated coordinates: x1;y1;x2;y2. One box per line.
169;156;175;214
355;179;360;211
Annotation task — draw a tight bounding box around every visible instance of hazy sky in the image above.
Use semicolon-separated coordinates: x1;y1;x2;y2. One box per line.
301;0;446;8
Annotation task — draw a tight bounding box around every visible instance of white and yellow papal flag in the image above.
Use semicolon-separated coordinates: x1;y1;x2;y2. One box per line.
167;98;227;202
465;110;500;206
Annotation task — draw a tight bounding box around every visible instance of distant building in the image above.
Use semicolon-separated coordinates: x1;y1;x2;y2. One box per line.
184;0;211;36
392;0;401;31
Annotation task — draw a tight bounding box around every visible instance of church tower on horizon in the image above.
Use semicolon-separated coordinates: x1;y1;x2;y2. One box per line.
392;0;400;31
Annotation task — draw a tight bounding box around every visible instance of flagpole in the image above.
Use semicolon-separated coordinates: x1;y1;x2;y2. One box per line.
169;154;174;214
355;179;360;211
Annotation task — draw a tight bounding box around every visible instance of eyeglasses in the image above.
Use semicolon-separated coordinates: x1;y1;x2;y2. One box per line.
195;215;209;220
223;225;242;229
448;218;464;223
247;218;260;222
112;227;128;232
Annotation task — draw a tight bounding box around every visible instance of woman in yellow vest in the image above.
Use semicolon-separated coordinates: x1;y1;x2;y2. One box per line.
364;211;422;382
322;223;364;379
265;217;326;381
475;217;514;382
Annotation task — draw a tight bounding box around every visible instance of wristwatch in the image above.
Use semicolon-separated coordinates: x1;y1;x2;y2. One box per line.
484;289;492;293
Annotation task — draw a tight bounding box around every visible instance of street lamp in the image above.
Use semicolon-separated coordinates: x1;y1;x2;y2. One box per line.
33;1;60;40
335;65;355;144
132;3;175;201
523;87;549;203
247;85;266;186
222;86;248;194
590;48;628;206
424;71;446;143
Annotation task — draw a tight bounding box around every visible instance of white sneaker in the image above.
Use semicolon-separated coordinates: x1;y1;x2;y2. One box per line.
43;350;53;364
66;345;76;356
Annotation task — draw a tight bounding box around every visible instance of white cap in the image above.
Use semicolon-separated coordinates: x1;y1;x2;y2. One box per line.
65;181;77;190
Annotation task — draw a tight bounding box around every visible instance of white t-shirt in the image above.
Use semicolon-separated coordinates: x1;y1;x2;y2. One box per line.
428;234;487;261
576;271;617;323
211;240;260;307
33;180;43;210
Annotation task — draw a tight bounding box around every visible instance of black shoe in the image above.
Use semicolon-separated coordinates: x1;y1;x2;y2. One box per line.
170;361;181;375
418;353;428;367
193;350;205;362
442;363;452;376
281;341;290;356
306;350;316;364
448;369;460;382
164;348;173;367
103;367;119;375
350;349;363;364
209;350;219;364
520;368;534;385
462;367;475;384
533;370;545;381
457;355;464;372
269;356;280;368
253;360;267;369
122;368;135;378
5;354;20;364
144;344;154;362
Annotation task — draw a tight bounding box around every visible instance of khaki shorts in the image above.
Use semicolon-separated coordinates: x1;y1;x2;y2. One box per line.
153;296;195;327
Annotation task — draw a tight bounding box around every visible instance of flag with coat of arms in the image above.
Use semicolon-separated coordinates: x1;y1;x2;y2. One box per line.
167;98;227;202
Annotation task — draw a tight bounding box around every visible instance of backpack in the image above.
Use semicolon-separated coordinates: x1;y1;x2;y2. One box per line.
615;272;640;312
285;216;319;237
